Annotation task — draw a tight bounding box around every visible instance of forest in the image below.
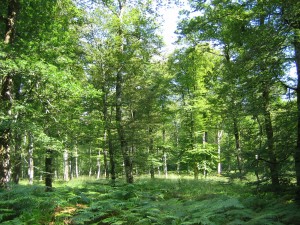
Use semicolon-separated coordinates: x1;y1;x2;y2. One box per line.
0;0;300;224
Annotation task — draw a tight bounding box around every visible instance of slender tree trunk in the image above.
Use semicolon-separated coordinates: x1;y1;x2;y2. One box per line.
102;130;109;179
97;149;101;179
233;117;243;175
45;149;53;191
149;127;155;179
194;162;199;180
163;152;168;179
88;147;92;177
115;1;133;184
162;128;168;178
0;0;18;189
12;130;22;184
0;74;13;189
103;150;109;179
102;65;115;182
203;132;208;178
107;128;116;182
116;65;133;184
262;88;280;189
63;150;69;181
28;133;34;185
293;28;300;202
217;130;223;175
74;143;79;178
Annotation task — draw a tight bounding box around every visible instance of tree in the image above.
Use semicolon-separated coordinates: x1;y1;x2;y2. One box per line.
178;0;297;191
168;45;218;179
85;0;163;183
0;0;18;188
1;0;88;188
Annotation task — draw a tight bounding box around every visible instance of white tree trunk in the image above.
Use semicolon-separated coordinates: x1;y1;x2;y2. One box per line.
28;134;34;185
63;150;69;181
163;152;168;178
217;130;223;175
74;144;79;178
97;150;101;179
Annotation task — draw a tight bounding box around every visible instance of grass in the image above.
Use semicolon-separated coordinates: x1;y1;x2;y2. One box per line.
0;175;299;224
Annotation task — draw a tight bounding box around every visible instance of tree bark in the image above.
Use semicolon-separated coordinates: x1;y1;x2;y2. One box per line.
233;117;243;175
262;87;280;189
294;28;300;202
217;130;223;175
97;149;101;179
63;150;69;181
45;149;53;192
74;143;79;178
115;1;133;184
0;74;13;189
149;127;155;179
0;0;18;189
12;130;22;184
28;133;34;185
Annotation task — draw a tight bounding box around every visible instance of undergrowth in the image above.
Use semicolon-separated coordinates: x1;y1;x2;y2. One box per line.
0;176;299;224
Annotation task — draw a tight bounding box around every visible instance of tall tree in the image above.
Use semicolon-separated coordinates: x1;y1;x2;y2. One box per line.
0;0;19;188
85;0;163;183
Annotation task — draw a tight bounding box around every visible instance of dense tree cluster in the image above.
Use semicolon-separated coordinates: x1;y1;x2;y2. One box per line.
0;0;299;202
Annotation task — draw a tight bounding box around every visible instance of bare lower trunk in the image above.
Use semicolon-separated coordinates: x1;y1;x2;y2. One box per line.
0;0;18;189
217;130;223;175
233;118;243;175
101;131;106;179
194;162;199;179
28;133;34;185
12;131;22;184
163;152;168;178
0;75;13;189
294;28;300;202
74;144;79;178
262;88;279;189
63;150;69;181
45;149;53;191
97;150;101;179
108;129;116;182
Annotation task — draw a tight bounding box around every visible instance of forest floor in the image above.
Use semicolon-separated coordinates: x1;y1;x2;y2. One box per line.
0;174;299;224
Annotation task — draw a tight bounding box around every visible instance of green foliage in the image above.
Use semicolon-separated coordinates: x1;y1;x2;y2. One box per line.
1;177;299;224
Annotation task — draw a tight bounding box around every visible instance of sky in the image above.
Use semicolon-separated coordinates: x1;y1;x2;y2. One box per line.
159;2;190;54
161;6;181;53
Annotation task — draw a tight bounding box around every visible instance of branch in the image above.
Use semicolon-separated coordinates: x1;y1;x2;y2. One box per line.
278;79;297;91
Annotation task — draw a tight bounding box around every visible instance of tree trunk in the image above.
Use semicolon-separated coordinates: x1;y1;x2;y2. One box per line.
116;65;133;183
194;162;199;180
149;127;155;179
294;28;300;202
63;150;69;181
0;74;13;189
107;128;116;182
203;132;208;178
115;1;133;184
74;144;79;178
97;149;101;179
12;131;22;184
262;88;280;189
45;149;53;191
88;147;92;177
102;130;109;179
28;133;34;185
233;117;243;175
217;130;223;175
163;152;168;179
0;0;18;189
